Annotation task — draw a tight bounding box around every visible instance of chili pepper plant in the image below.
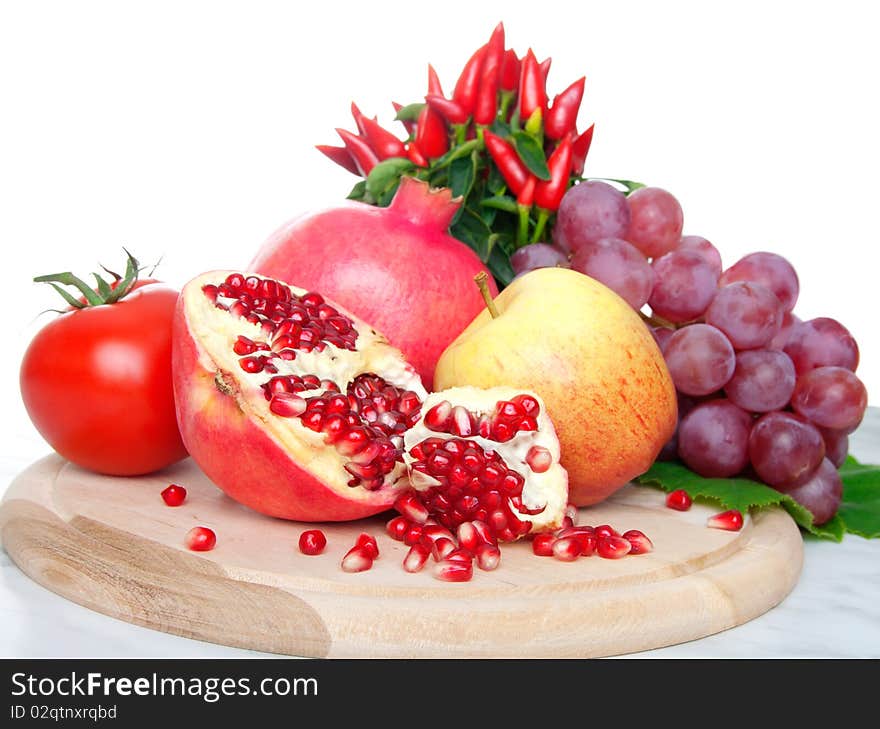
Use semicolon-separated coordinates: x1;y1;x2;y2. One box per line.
317;23;634;286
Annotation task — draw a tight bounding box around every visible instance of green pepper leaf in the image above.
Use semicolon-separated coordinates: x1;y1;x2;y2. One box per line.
347;180;368;201
451;207;493;262
448;154;476;200
487;244;516;287
510;131;551;181
394;103;425;122
365;157;414;201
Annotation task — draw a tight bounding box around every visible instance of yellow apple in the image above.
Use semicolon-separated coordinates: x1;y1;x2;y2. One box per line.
433;267;677;506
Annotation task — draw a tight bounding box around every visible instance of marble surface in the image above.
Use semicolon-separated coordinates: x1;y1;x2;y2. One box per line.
2;413;878;658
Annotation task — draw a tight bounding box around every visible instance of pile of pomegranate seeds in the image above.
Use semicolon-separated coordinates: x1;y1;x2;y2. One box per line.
205;273;425;492
531;523;653;561
423;394;540;442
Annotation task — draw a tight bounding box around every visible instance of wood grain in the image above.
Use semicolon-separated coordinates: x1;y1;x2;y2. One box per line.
0;455;803;657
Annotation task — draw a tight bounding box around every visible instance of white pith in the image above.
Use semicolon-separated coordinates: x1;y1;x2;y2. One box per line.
403;386;569;533
185;270;428;500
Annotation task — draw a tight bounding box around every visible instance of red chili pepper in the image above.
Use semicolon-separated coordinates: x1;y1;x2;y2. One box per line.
335;128;379;176
406;141;429;168
425;94;469;125
392;101;415;136
474;23;505;125
500;49;520;92
534;136;573;211
539;57;552;84
360;116;407;160
570;124;594;176
427;64;444;96
483;130;529;194
545;77;586;141
350;101;372;137
315;144;360;176
452;44;487;117
414;106;449;159
518;49;548;122
517;175;536;206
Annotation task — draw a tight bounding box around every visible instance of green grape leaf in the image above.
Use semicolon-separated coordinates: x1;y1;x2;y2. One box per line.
633;458;880;542
836;456;880;539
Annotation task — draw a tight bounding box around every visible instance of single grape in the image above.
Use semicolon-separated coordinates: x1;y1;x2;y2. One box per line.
658;392;698;461
554;181;630;254
677;399;752;478
677;235;722;277
651;326;675;352
570;237;654;309
784;458;843;525
820;427;849;469
719;251;799;312
511;243;570;276
705;281;783;350
783;317;859;374
625;187;684;258
767;311;801;351
791;366;867;432
664;324;736;396
723;349;796;412
748;411;825;488
648;249;719;323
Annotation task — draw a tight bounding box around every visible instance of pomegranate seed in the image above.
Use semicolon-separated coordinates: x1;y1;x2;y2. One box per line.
160;484;187;507
298;529;327;555
597;535;632;559
421;524;455;544
707;510;744;532
431;537;456;561
579;534;597;557
386;516;410;541
475;543;501;571
238;356;264;373
403;524;424;546
666;489;693;511
394;492;429;524
403;543;431;573
560;516;574;530
269;393;307;417
525;445;552;473
445;548;474;563
457;521;480;551
233;335;257;355
564;503;578;524
185;526;216;552
623;530;653;554
594;524;619;538
451;405;474;436
341;546;373;573
513;394;540;415
434;559;473;582
424;400;452;431
471;520;496;546
532;533;556;556
552;536;582;562
355;532;379;559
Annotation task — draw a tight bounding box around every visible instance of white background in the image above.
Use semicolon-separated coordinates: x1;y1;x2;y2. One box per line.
1;0;877;470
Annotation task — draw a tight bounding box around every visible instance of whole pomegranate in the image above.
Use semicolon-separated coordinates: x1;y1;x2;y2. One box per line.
249;177;497;389
172;270;427;521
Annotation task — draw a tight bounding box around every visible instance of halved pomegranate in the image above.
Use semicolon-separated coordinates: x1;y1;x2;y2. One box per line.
401;387;569;541
172;270;427;521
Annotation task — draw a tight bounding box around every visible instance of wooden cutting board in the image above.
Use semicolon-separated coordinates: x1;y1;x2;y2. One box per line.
0;455;803;657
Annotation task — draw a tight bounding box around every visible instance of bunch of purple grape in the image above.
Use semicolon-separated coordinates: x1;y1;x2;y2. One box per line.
513;181;868;525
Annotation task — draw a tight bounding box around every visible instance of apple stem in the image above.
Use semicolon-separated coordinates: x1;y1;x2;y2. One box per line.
474;272;499;319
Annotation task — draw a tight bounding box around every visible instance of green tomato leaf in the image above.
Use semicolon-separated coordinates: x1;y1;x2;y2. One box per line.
836;456;880;539
510;131;550;181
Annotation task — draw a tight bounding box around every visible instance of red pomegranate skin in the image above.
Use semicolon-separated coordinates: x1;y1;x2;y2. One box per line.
172;290;400;522
249;178;497;390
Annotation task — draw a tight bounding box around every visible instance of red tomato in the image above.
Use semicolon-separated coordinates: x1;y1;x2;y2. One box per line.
20;282;187;475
